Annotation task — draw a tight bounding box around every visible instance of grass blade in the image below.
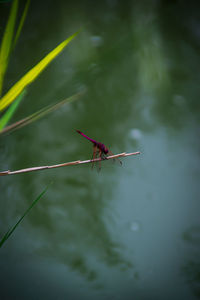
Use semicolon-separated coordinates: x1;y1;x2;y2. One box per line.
0;89;26;130
0;0;18;96
12;0;30;48
0;91;83;135
0;30;79;112
0;184;50;248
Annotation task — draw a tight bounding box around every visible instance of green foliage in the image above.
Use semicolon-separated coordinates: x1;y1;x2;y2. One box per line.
0;185;50;248
0;89;26;130
0;92;83;135
0;0;18;96
0;30;79;112
12;0;30;49
0;1;81;248
0;0;79;130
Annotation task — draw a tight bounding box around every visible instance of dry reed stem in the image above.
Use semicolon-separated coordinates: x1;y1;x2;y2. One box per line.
0;151;140;176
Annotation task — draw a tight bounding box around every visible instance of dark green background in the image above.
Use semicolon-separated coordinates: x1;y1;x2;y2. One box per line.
0;1;200;299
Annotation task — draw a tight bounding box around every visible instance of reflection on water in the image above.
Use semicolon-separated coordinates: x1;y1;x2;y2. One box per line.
0;0;200;299
183;262;200;299
182;226;200;298
28;175;133;279
183;226;200;246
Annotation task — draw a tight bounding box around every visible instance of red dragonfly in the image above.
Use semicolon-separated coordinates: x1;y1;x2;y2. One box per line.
76;130;122;170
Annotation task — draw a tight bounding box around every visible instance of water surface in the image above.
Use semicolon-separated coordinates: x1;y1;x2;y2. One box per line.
0;1;200;299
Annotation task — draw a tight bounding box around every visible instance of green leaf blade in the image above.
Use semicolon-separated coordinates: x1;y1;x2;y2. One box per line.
0;92;83;135
12;0;30;48
0;89;26;130
0;31;79;112
0;184;50;248
0;0;18;96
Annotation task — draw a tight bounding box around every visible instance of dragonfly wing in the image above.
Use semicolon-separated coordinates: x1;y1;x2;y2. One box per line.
98;149;102;172
108;151;122;166
91;145;97;169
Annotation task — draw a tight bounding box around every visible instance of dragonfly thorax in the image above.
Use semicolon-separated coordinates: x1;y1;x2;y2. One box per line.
97;142;109;154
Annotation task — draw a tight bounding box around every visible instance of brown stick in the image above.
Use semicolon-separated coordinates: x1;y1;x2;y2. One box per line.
0;151;141;176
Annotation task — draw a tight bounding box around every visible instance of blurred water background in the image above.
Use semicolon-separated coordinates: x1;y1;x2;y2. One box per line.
0;1;200;299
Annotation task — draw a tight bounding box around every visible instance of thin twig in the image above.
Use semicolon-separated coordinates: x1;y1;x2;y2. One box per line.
0;151;140;176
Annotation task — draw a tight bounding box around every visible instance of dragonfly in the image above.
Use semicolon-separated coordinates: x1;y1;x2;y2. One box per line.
76;130;122;170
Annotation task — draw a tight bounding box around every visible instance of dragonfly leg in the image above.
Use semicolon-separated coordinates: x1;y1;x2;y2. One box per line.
91;145;97;169
98;149;102;172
